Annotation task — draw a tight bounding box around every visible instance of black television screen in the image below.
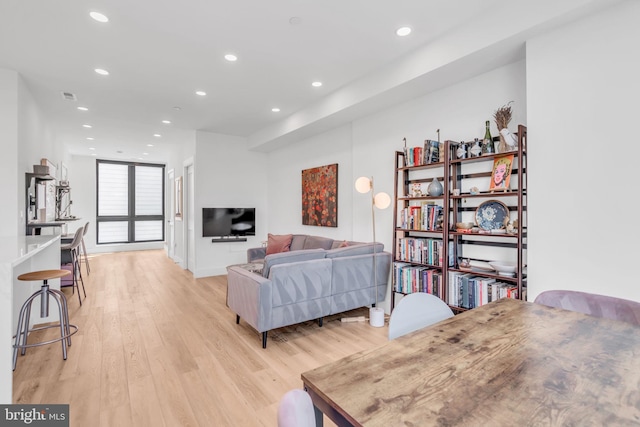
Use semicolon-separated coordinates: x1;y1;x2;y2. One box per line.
202;208;256;237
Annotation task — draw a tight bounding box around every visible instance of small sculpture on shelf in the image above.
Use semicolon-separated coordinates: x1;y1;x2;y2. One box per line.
410;183;423;197
503;216;518;235
470;138;482;157
456;141;467;159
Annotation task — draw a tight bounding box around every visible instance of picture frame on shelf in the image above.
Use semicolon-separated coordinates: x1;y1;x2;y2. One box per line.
489;154;514;192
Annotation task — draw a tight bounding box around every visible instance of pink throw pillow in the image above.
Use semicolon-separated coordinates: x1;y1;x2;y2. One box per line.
266;233;293;255
338;240;349;248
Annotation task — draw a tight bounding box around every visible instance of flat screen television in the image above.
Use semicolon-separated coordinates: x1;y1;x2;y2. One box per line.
202;207;256;237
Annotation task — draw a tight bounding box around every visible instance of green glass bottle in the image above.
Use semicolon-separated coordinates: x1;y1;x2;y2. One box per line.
482;120;494;155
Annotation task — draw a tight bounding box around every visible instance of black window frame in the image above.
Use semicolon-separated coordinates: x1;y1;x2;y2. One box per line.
96;159;165;244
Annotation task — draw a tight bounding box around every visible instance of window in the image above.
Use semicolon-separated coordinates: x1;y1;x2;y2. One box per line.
96;160;165;244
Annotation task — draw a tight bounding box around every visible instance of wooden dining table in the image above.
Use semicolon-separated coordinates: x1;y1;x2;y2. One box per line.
301;297;640;426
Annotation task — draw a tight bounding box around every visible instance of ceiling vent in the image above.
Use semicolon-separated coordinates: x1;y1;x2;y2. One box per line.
61;91;77;101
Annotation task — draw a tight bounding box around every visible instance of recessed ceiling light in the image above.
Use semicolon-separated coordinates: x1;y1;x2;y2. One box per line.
91;153;97;156
89;11;109;23
162;120;171;124
195;91;206;96
77;106;88;111
143;152;149;155
312;81;322;87
146;144;154;147
86;137;94;140
272;108;281;112
396;26;412;37
153;134;161;137
173;106;182;111
94;68;109;76
289;16;302;25
83;124;92;128
224;54;237;62
89;147;95;150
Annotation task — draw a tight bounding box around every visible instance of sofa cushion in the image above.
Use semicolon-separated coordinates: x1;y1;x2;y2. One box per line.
303;235;335;250
290;235;308;251
330;240;365;249
262;248;327;277
266;233;293;255
325;242;384;258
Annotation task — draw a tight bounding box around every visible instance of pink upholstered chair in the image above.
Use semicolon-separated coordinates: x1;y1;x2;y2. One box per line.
277;389;316;427
533;290;640;326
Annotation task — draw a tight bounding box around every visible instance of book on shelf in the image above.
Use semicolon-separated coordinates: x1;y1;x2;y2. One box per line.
405;146;424;167
395;237;447;266
393;262;442;295
447;272;506;309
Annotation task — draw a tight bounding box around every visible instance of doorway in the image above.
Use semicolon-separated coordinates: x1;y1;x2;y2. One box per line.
167;169;176;260
185;162;195;273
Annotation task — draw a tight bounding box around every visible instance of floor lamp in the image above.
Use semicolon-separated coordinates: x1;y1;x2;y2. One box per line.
355;176;391;327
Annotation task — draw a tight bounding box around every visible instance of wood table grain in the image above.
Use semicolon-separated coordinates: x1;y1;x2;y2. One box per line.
301;298;640;427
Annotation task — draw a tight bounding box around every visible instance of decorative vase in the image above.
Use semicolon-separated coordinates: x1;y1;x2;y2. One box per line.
456;142;467;159
427;178;443;196
470;138;482;157
499;128;518;151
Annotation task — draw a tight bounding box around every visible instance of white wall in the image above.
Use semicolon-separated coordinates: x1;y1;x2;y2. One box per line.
526;0;640;302
267;124;354;238
18;76;62;234
0;69;19;236
192;131;268;277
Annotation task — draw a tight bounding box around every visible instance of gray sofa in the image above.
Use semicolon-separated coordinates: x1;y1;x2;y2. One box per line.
226;234;391;348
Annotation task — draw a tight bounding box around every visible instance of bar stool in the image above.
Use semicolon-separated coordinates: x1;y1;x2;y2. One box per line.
61;226;86;306
13;269;79;370
81;221;90;275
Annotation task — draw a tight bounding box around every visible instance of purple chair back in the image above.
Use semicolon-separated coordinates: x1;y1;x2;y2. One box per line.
534;290;640;326
277;389;315;427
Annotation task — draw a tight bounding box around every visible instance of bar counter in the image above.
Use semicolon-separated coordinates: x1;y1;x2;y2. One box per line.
0;234;61;403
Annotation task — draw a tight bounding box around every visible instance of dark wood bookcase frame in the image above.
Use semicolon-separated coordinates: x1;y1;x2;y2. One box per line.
391;125;527;313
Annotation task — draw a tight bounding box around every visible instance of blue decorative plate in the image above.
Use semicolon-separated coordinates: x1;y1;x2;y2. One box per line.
475;200;509;231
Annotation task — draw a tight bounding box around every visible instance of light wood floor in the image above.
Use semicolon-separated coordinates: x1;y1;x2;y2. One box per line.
12;249;389;426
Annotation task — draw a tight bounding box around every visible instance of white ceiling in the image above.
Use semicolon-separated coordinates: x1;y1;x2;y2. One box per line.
0;0;618;162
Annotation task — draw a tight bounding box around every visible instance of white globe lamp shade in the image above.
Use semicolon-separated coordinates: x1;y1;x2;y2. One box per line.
374;192;391;209
355;176;372;194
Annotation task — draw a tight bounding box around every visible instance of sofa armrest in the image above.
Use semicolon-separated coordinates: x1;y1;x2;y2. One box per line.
226;266;272;332
247;247;266;263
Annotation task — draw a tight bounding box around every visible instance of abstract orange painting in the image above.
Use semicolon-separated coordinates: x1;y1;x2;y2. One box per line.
301;163;338;227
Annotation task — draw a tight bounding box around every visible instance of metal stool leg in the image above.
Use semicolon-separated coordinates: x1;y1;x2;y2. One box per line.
21;301;32;355
49;290;68;361
75;249;86;298
81;237;90;275
13;291;40;370
51;289;72;346
72;248;85;304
